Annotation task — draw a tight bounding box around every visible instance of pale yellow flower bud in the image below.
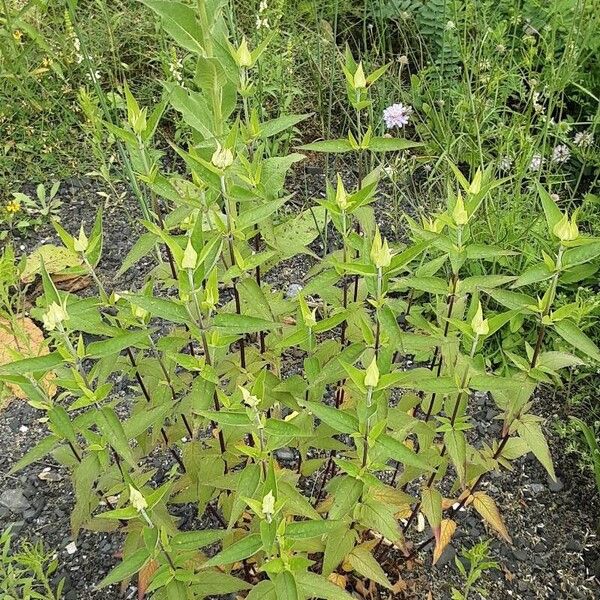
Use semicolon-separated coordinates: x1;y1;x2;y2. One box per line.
129;486;148;512
74;225;89;253
335;174;348;210
552;212;579;242
42;302;69;331
353;62;367;89
370;229;392;268
471;301;489;336
240;386;260;408
262;491;275;521
237;37;253;67
182;239;198;270
364;357;380;388
211;145;234;170
452;193;468;226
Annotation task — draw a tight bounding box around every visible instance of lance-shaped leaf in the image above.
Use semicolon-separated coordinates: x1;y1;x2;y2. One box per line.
472;492;512;543
201;533;262;568
376;434;432;471
97;407;137;467
98;547;150;589
347;546;392;590
421;487;442;543
296;572;354;600
305;401;358;434
298;139;353;153
516;418;556;480
433;519;457;565
553;320;600;363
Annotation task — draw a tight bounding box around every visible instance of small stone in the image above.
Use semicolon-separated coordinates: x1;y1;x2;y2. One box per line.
565;539;582;552
65;541;78;555
19;425;29;433
0;489;30;513
512;549;528;561
532;541;547;553
547;475;564;492
38;469;63;482
524;483;545;495
274;448;295;462
286;283;303;299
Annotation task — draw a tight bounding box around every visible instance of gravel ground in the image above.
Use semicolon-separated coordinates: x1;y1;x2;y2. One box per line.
1;173;599;599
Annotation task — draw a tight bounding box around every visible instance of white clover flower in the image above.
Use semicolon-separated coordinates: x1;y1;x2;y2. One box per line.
529;154;544;171
498;156;513;171
383;103;413;129
259;0;268;11
551;144;570;164
574;130;593;148
445;20;456;30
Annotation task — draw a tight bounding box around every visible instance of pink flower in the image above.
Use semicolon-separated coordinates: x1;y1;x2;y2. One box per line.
383;103;413;129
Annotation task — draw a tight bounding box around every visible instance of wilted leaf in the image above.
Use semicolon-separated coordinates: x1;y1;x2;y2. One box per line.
0;317;56;403
472;492;512;543
21;245;83;283
432;519;457;564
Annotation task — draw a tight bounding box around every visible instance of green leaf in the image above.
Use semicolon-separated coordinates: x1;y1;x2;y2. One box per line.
86;330;151;358
376;434;432;471
190;571;251;595
260;114;310;138
366;137;422;152
264;419;309;437
298;139;353;153
117;232;158;277
517;418;556;480
444;429;466;484
124;294;190;324
285;520;342;540
123;403;173;439
537;183;563;235
140;1;204;54
9;435;60;474
48;406;76;444
245;580;276;600
347;546;391;589
274;571;298;600
553;320;600;363
484;289;536;312
296;572;354;600
213;313;275;334
202;533;262;568
421;487;442;534
358;500;402;543
329;477;363;520
0;352;63;377
97;407;136;467
306;401;358;434
171;530;225;550
97;548;150;588
512;263;553;288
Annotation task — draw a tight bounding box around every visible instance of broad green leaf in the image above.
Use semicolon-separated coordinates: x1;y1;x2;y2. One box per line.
306;401;358;434
0;352;63;377
202;533;262;568
86;330;151;358
536;183;563;235
298;139;353;153
171;530;225;550
9;435;60;474
347;546;391;589
97;407;136;467
260;114;310;138
97;548;150;588
376;434;432;471
140;1;204;54
274;571;298;600
516;418;556;480
285;520;342;540
421;487;442;536
296;572;354;600
553;320;600;363
366;137;422;152
213;313;275;334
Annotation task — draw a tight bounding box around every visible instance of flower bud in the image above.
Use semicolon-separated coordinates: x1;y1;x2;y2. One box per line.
452;193;468;226
335;174;348;210
236;37;253;67
182;239;198;270
42;302;69;331
364;357;380;388
240;386;260;408
471;301;489;336
262;491;275;522
552;212;579;242
129;485;148;512
370;229;392;268
211;145;234;170
353;62;367;89
74;225;89;253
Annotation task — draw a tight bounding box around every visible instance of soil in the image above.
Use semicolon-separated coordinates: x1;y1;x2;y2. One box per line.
1;172;599;599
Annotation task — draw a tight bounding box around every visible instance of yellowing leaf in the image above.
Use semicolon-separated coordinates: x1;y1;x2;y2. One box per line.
432;519;457;564
472;492;512;543
0;317;56;403
21;245;83;283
